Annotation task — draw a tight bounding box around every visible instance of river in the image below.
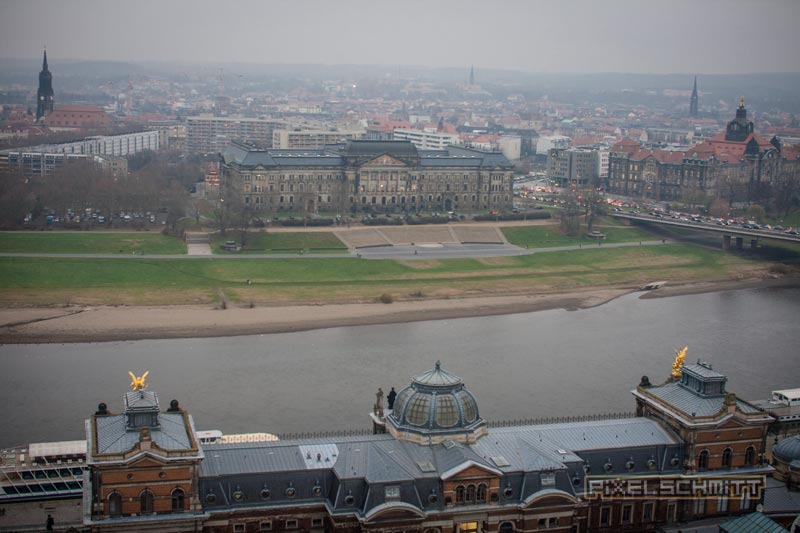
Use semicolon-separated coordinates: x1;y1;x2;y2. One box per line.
1;287;798;449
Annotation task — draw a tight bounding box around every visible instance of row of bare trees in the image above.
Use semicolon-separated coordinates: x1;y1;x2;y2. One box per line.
0;150;202;232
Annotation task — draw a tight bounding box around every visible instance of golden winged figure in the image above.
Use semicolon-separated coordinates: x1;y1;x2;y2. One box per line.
671;347;688;378
128;370;149;391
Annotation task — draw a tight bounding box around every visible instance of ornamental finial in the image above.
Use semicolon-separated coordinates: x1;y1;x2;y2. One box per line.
128;371;149;391
739;97;745;109
435;360;441;371
671;347;687;379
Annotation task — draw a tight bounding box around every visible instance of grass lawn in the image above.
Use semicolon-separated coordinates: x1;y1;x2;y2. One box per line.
501;224;658;248
210;232;348;254
0;243;761;306
0;232;187;254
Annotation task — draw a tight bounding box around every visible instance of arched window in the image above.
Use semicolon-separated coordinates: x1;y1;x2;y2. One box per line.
171;488;185;512
722;448;732;468
108;492;122;517
466;484;476;502
698;450;709;470
140;489;154;514
476;483;487;502
499;522;514;533
456;485;465;503
744;446;756;466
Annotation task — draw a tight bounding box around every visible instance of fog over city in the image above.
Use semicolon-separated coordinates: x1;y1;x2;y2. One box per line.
2;0;800;74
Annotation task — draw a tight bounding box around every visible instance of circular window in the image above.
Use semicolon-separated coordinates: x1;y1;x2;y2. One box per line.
503;487;513;498
206;493;216;504
158;471;167;479
604;462;613;472
626;460;635;471
583;464;591;474
233;490;244;501
312;485;322;496
285;487;296;498
260;488;271;500
670;456;680;467
127;473;134;480
344;494;355;505
647;459;656;470
572;475;581;486
428;492;438;504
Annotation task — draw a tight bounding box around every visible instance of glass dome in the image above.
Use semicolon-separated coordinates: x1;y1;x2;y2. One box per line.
387;361;486;444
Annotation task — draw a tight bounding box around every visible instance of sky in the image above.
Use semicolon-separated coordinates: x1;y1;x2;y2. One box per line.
1;0;799;74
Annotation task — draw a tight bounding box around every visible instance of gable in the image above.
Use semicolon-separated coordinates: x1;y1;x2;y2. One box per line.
361;154;408;168
441;461;502;480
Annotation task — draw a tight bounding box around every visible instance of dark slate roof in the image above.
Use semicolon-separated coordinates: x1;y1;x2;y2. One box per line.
763;476;800;514
719;511;788;533
92;413;193;455
124;390;159;410
683;363;726;380
640;382;764;418
344;140;418;158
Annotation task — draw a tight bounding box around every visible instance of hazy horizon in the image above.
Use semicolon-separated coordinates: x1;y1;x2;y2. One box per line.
2;0;799;75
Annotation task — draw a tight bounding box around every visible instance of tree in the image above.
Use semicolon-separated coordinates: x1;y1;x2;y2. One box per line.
559;188;582;236
747;204;765;224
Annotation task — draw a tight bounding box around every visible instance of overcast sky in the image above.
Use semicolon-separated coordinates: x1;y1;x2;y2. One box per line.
1;0;799;74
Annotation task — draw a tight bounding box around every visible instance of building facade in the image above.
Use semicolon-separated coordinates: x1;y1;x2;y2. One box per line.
186;116;289;154
392;128;462;150
607;100;800;202
272;128;364;150
46;105;111;130
219;140;515;214
1;130;159;176
547;148;600;188
82;354;776;532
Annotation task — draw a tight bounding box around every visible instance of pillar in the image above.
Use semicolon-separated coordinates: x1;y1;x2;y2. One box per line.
751;239;758;249
736;237;744;250
722;235;731;251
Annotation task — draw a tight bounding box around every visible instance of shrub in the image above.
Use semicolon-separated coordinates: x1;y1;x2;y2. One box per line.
362;217;403;226
278;218;335;227
377;293;394;304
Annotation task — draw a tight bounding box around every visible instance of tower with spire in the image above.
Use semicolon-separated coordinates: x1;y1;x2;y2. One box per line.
469;64;475;86
36;48;54;121
689;76;699;117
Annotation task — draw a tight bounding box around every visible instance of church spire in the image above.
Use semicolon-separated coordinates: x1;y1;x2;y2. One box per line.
36;46;54;121
689;76;699;117
469;65;475;85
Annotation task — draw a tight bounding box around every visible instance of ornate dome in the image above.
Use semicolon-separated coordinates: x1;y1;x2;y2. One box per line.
387;361;486;445
773;435;800;463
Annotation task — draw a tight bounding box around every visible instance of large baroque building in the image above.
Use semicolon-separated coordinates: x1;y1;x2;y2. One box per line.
219;140;515;214
606;99;800;202
81;354;783;533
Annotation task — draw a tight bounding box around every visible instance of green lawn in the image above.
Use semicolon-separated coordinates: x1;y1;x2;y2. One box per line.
0;232;187;254
0;243;758;306
501;224;658;248
210;232;348;254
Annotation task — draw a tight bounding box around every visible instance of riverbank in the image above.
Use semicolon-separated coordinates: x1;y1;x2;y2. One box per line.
1;276;796;344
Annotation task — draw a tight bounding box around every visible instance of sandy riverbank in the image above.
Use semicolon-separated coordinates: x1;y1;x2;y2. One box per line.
0;277;796;345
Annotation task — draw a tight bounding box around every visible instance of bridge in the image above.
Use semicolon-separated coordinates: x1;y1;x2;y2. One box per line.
611;212;800;250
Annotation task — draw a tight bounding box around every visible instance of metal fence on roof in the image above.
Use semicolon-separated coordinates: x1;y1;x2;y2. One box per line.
274;412;637;441
488;411;637;428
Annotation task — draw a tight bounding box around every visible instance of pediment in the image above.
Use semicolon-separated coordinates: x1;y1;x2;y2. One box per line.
128;454;169;468
361;154;408;168
441;460;502;481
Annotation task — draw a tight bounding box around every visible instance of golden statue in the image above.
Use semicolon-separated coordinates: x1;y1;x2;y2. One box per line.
671;347;688;378
128;370;149;391
739;96;745;109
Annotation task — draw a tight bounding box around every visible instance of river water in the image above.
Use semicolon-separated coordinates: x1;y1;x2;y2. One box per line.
1;288;798;449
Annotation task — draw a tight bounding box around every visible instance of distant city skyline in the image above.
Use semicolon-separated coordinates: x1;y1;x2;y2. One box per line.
1;0;799;75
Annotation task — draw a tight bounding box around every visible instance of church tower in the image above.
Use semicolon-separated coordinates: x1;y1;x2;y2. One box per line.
724;97;755;142
36;48;54;121
689;76;699;117
469;65;475;86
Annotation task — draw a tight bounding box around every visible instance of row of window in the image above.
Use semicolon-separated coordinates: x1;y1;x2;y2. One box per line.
107;487;184;516
696;446;756;469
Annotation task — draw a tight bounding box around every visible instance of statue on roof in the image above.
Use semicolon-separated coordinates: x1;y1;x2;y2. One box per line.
739;97;745;109
128;370;149;391
671;347;688;379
